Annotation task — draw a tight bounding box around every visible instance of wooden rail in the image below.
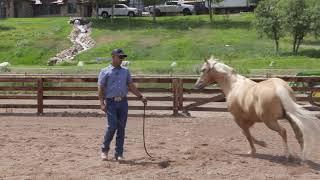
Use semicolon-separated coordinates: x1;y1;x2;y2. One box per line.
0;75;319;116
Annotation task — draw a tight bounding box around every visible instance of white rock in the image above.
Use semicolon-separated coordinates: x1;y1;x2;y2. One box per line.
77;61;84;67
269;61;275;67
170;61;177;67
0;62;10;67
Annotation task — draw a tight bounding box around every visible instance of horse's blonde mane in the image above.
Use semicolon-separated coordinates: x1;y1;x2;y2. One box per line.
207;56;235;75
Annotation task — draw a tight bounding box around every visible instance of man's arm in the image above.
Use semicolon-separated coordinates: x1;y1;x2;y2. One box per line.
98;85;106;112
128;82;147;104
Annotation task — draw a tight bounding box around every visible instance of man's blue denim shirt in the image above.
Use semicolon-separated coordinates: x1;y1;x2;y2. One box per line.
97;65;133;98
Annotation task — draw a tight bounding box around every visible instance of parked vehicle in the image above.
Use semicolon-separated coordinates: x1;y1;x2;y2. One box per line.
183;1;209;15
98;4;139;18
207;0;256;13
144;1;195;16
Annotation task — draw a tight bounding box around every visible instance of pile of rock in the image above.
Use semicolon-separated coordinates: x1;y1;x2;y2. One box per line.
48;17;95;66
0;62;11;72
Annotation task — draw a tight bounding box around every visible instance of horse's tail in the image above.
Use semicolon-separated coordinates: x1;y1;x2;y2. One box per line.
276;85;320;160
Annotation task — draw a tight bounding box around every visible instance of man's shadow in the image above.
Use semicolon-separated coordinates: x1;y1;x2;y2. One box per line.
235;153;320;171
107;157;173;169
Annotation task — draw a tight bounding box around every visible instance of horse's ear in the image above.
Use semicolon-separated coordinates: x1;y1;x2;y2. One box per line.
231;67;237;74
203;57;209;64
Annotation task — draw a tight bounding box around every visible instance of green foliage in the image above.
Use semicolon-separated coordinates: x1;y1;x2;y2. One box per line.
0;14;320;75
0;17;71;65
208;0;225;23
281;0;315;54
255;0;320;54
254;0;283;52
309;1;320;37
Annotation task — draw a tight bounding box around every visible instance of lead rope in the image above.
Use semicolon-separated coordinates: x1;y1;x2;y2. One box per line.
143;102;153;158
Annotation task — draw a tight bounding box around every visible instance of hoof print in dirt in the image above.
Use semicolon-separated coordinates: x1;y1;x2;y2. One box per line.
158;161;170;168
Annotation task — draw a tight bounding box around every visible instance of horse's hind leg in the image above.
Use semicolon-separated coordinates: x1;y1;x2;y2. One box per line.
265;121;290;158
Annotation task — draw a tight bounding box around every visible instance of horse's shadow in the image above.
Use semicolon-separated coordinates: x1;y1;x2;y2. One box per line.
235;153;320;171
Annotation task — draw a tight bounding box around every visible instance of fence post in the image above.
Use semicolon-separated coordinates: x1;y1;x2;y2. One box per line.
178;78;184;111
172;78;179;116
37;78;44;115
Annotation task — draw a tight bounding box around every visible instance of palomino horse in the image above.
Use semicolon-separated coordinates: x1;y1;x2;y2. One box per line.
195;57;320;161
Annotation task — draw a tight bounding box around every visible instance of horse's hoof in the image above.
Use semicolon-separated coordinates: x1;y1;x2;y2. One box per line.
298;159;306;166
247;150;256;155
285;154;290;161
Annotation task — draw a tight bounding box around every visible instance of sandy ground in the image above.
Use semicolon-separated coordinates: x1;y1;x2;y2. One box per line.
1;111;320;180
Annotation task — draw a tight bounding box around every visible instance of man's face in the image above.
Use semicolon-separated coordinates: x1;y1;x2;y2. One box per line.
112;55;125;66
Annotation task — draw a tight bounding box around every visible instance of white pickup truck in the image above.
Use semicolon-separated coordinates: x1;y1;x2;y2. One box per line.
98;4;139;18
208;0;256;13
145;1;195;16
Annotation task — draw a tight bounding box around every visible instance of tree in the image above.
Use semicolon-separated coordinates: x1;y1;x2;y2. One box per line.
309;1;320;38
78;0;98;17
282;0;314;54
207;0;224;23
96;0;116;22
90;0;98;17
4;0;14;18
255;0;320;54
254;0;284;52
141;0;164;23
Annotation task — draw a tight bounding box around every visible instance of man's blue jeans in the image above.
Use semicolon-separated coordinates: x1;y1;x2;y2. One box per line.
101;98;128;157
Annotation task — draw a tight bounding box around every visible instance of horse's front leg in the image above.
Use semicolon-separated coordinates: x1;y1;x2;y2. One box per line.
235;118;257;155
241;128;256;155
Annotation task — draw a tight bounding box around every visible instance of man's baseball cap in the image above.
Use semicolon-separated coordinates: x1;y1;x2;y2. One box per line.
111;48;127;58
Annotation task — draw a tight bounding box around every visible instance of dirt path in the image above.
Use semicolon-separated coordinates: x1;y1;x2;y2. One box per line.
0;112;319;179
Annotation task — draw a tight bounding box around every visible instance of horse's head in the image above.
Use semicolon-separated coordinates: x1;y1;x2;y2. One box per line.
194;56;234;89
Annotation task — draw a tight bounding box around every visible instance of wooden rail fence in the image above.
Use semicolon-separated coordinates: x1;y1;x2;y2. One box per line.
0;75;319;116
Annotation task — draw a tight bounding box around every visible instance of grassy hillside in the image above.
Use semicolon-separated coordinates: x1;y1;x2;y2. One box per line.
0;18;71;65
0;14;319;75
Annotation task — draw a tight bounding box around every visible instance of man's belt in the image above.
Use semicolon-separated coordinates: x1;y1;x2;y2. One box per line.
108;96;126;102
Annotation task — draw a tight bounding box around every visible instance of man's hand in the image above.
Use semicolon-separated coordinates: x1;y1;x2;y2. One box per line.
100;103;107;112
141;96;148;105
98;85;106;112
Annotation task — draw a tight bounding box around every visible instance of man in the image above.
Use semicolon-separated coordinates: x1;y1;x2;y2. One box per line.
98;48;147;161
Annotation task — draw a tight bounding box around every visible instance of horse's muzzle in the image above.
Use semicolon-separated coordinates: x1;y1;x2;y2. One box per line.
194;83;205;89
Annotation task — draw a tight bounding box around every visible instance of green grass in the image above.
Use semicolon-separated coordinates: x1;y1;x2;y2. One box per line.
0;14;320;75
0;18;71;65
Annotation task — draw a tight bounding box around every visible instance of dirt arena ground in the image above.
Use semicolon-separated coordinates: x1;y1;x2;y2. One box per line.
1;111;320;180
